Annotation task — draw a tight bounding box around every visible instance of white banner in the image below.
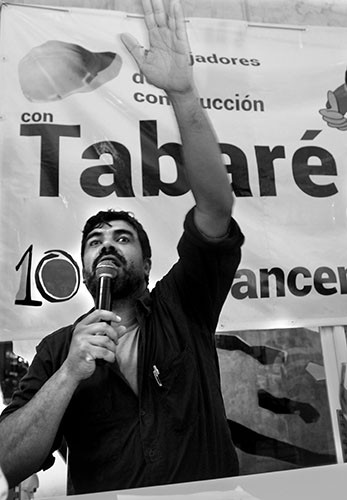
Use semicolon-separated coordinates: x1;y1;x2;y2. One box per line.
0;4;347;340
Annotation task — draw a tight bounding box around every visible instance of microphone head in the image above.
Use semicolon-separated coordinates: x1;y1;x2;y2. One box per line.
95;259;118;279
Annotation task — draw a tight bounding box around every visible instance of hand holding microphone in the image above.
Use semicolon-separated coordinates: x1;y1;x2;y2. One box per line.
63;309;122;381
64;258;126;381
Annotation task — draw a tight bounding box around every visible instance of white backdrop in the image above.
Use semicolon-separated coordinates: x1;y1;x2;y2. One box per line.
0;4;347;340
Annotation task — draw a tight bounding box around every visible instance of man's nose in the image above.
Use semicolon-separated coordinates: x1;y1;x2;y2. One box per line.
101;241;117;253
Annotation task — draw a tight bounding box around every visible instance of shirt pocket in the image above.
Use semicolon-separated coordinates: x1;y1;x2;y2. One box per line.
149;345;200;432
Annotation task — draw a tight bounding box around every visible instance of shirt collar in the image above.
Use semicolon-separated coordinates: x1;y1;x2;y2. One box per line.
135;288;152;317
75;289;152;326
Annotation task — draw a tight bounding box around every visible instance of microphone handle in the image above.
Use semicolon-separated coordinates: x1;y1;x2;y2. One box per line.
95;276;112;366
96;275;112;311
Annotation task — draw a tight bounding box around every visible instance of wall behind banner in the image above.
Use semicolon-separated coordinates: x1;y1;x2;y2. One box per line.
12;0;347;27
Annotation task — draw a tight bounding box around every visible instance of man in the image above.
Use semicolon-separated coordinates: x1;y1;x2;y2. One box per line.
0;0;244;494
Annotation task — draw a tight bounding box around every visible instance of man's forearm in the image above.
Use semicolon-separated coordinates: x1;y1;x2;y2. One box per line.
168;88;233;237
0;365;78;488
120;0;232;236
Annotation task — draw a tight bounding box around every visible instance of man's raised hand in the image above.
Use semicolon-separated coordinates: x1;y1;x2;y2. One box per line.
121;0;193;95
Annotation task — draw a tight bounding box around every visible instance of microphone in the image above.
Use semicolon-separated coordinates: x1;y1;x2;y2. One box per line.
95;259;118;311
94;260;118;366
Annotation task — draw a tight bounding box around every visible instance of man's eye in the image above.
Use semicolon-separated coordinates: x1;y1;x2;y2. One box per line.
89;240;101;247
118;236;130;243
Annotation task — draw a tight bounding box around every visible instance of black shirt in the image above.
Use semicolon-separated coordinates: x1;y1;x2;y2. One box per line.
1;208;244;494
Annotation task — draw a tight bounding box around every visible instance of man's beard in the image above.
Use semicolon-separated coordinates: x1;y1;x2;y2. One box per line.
84;262;144;301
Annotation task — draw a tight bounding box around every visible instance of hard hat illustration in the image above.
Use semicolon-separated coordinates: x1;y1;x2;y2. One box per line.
19;40;122;102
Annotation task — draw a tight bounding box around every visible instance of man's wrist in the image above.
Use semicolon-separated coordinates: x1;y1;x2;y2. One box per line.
166;86;199;107
58;362;81;390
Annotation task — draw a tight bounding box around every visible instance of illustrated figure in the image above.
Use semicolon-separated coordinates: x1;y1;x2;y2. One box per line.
19;40;122;102
319;71;347;130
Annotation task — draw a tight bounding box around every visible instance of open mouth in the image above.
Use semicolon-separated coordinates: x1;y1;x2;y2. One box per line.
94;253;123;271
95;258;119;279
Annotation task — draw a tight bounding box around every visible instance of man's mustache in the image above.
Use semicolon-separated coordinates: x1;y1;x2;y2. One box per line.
93;248;126;272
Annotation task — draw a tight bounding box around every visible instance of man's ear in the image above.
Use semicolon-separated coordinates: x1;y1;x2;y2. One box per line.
143;258;152;278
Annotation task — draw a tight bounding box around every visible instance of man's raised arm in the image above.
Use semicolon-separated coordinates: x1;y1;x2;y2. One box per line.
121;0;233;238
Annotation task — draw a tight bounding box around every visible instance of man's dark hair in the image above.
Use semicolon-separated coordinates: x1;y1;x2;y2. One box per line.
81;209;152;262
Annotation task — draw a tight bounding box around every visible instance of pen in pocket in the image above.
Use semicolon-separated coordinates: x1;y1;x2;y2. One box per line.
153;365;163;387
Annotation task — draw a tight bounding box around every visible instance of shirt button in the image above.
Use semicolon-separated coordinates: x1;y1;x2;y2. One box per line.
146;447;160;462
140;409;146;417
